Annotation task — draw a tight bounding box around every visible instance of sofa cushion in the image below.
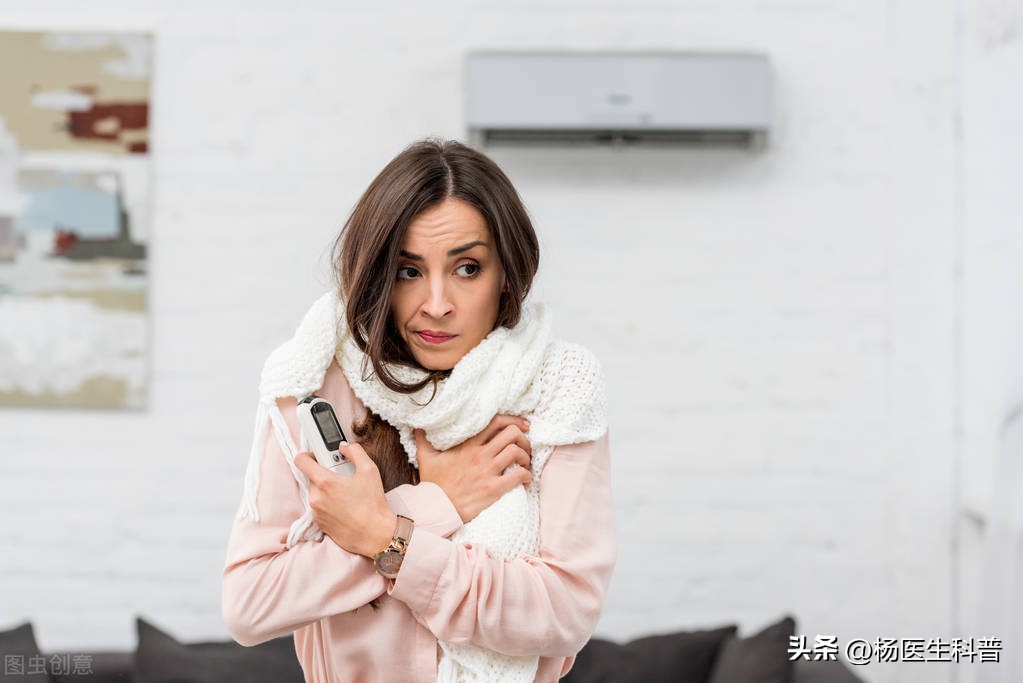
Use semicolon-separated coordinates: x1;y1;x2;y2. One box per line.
131;617;304;683
51;652;131;683
707;614;796;683
563;624;738;683
0;622;55;682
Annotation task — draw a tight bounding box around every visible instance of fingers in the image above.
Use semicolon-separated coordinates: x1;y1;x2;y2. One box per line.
294;451;325;485
486;423;532;459
498;462;533;492
477;413;530;446
414;428;437;457
338;441;376;475
493;443;531;474
296;445;375;484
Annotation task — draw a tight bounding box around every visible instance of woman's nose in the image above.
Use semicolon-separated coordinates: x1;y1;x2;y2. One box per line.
421;277;453;318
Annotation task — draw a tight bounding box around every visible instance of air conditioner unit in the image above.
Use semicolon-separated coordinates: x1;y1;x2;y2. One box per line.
466;51;772;149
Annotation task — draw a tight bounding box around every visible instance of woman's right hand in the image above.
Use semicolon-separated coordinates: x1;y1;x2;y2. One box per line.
415;414;533;524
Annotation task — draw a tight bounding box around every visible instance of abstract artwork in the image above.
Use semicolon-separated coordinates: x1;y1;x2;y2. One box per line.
0;31;152;409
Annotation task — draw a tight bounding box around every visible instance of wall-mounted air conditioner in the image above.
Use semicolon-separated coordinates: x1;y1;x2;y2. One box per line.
466;51;772;149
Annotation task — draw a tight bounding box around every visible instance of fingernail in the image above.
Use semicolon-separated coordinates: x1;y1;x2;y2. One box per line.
523;419;530;427
339;440;349;447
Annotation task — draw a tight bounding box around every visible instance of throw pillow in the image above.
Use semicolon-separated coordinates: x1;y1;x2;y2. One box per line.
563;624;739;683
707;614;797;683
0;622;55;682
132;617;304;683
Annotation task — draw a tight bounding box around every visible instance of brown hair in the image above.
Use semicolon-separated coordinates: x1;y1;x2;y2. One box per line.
331;136;540;491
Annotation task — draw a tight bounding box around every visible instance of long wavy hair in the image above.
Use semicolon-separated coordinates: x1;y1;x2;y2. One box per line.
331;137;540;494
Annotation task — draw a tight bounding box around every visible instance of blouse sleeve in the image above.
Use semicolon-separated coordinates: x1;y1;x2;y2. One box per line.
384;428;617;658
220;397;464;647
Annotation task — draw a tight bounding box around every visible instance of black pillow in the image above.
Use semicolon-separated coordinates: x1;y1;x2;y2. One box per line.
707;614;797;683
563;624;739;683
132;617;304;683
0;622;55;682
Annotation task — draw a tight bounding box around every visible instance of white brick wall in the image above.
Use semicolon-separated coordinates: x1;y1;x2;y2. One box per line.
957;2;1023;683
1;2;1019;682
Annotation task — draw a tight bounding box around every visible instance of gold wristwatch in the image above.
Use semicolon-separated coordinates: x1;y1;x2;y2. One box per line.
373;515;414;579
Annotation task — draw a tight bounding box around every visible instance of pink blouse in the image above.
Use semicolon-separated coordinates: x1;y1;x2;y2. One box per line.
221;360;617;682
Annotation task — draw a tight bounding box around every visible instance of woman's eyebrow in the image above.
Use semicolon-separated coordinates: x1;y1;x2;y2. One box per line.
399;241;488;261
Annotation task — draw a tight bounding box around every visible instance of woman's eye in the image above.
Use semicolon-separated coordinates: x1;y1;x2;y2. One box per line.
397;266;418;280
457;263;480;277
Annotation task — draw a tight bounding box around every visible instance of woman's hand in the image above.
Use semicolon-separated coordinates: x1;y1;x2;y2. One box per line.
294;444;397;559
415;414;533;524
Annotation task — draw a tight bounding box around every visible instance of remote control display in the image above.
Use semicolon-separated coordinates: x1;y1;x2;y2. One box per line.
312;403;344;450
297;396;355;477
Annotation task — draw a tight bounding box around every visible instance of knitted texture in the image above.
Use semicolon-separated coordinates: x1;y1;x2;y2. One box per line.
236;290;608;683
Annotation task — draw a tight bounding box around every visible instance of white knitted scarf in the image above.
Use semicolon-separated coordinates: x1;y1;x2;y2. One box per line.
236;290;608;683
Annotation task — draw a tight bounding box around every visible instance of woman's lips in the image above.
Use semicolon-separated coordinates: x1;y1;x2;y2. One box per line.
416;331;456;344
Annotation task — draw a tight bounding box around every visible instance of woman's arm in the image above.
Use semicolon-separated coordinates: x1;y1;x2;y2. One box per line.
221;398;463;646
384;429;617;658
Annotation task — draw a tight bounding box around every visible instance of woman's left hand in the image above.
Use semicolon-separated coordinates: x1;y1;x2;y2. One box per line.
294;443;397;559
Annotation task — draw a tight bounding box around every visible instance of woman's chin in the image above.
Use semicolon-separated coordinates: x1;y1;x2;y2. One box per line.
412;351;457;372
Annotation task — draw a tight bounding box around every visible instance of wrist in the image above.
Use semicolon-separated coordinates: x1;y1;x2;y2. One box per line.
364;511;398;559
420;478;464;522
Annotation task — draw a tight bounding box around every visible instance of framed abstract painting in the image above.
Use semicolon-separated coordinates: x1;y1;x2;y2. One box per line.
0;30;152;409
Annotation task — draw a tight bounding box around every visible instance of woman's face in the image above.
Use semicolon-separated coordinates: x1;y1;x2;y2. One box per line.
391;197;506;371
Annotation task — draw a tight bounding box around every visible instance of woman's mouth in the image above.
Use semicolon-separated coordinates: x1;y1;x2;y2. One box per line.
416;331;456;345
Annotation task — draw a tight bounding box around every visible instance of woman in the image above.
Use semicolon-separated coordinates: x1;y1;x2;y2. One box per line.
221;138;616;682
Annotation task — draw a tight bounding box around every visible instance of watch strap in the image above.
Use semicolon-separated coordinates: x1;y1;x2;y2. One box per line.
391;514;414;550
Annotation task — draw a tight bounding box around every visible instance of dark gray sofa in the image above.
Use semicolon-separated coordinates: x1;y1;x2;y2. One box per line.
5;615;868;683
41;651;866;683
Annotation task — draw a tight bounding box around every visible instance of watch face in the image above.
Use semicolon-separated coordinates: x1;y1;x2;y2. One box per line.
375;551;404;577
